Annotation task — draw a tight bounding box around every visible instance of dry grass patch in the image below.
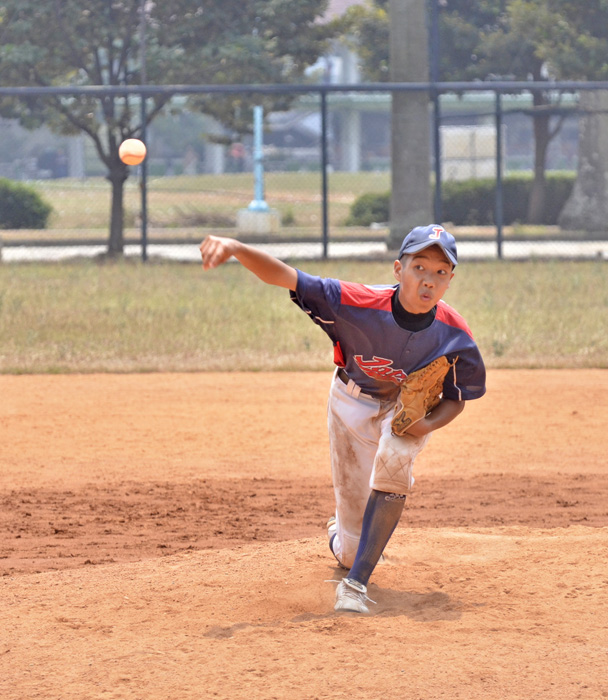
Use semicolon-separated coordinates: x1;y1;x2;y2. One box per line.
0;259;606;373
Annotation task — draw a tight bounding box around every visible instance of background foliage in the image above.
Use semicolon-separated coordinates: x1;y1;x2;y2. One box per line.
0;0;334;254
346;173;576;227
0;178;52;229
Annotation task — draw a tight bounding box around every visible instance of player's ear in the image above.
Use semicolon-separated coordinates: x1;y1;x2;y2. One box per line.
393;259;402;282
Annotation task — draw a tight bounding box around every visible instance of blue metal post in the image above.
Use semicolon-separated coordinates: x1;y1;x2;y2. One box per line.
248;105;269;212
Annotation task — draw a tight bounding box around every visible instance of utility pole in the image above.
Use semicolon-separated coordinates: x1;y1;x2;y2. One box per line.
388;0;433;250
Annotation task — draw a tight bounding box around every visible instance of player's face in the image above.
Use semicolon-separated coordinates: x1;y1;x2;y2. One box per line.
393;245;454;314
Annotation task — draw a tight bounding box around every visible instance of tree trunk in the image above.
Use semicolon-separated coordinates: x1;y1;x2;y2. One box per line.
107;167;129;257
527;92;551;224
388;0;432;251
559;90;608;233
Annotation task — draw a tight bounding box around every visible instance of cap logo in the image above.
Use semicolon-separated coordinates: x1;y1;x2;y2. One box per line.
429;227;444;240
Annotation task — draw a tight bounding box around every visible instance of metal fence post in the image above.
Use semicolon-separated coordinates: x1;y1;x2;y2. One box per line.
139;0;148;263
321;89;329;260
140;97;148;263
429;0;442;224
495;91;503;260
432;93;442;225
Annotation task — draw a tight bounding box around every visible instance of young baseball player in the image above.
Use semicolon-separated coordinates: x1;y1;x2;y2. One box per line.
200;225;486;614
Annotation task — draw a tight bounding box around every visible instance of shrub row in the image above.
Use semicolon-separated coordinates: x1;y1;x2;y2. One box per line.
346;173;576;227
0;178;52;229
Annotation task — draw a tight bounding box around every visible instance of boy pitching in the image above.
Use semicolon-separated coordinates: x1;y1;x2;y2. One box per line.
200;225;486;614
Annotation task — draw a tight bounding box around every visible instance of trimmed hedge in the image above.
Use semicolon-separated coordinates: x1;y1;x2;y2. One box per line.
0;178;53;229
346;173;576;227
345;191;391;226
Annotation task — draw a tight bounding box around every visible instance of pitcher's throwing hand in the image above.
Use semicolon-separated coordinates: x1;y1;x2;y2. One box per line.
200;235;240;270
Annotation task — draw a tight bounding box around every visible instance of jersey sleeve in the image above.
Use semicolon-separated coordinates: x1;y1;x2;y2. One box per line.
434;300;486;402
290;270;341;323
442;347;486;402
289;270;343;346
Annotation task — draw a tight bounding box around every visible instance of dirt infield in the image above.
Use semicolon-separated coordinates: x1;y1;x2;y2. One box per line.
1;370;607;700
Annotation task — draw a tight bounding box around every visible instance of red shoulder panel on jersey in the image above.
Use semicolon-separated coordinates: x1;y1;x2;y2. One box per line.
436;300;473;338
340;281;393;311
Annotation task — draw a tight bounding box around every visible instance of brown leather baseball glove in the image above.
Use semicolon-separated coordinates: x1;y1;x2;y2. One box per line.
391;355;457;436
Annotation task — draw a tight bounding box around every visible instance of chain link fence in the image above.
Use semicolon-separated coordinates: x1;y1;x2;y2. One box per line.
1;83;608;263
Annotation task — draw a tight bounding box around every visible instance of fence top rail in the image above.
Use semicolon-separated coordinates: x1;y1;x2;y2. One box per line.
2;80;608;98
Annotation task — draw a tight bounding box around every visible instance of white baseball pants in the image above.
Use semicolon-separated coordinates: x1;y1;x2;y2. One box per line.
327;370;430;568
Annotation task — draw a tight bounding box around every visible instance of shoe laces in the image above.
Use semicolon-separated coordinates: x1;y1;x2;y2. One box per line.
326;578;377;605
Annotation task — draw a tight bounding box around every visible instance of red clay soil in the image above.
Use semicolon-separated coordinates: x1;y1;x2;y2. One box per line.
1;370;607;700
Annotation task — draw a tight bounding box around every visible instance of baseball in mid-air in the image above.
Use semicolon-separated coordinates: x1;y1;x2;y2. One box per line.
119;138;147;166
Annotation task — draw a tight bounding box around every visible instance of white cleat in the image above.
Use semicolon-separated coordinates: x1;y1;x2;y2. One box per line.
334;578;376;614
327;516;348;570
327;515;337;538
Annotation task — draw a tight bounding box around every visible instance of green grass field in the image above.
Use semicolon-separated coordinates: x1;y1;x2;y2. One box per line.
28;172;391;232
0;258;605;374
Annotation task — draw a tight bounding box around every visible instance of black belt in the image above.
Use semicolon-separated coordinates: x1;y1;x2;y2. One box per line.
337;367;350;385
336;368;375;400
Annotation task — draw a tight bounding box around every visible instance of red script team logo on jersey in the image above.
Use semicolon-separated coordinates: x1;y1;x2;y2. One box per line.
354;355;408;385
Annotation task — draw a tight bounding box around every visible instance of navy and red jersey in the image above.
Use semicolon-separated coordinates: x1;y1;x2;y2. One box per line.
291;270;486;402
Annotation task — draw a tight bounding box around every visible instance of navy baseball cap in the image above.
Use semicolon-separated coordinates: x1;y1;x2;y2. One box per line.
398;225;458;266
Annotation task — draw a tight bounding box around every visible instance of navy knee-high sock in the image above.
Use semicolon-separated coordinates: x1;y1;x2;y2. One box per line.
347;489;406;586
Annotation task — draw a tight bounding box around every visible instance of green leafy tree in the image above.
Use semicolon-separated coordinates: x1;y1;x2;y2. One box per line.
435;0;576;224
460;0;608;227
341;1;390;82
0;0;333;255
436;0;503;81
342;1;503;82
514;0;608;81
342;0;576;224
472;1;572;224
507;0;608;231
